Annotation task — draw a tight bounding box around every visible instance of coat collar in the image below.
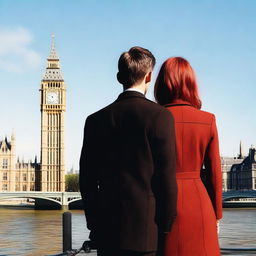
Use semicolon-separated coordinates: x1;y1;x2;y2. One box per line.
116;90;146;101
164;99;193;107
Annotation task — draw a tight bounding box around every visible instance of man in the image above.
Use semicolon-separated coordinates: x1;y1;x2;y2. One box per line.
79;47;177;256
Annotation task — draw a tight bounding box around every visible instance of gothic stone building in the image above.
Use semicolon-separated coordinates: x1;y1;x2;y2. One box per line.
221;156;243;191
0;135;40;192
228;147;256;190
0;34;66;192
221;142;256;191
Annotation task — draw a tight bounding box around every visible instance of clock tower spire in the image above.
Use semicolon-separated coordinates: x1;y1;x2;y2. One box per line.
40;34;66;192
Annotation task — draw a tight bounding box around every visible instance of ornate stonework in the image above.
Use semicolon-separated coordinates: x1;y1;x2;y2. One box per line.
0;134;40;192
0;34;66;192
40;33;66;192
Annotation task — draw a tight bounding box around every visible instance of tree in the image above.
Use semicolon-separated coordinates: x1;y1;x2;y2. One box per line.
65;174;80;192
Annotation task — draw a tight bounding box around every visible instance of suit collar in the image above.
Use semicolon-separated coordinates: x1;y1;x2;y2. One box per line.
125;88;145;95
116;90;146;101
164;99;193;107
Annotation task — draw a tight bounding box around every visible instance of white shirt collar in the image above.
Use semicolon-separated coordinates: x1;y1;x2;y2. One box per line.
124;87;145;95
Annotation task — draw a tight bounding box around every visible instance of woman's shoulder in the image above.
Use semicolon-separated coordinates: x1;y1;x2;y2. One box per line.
189;107;216;123
167;105;216;124
197;108;215;119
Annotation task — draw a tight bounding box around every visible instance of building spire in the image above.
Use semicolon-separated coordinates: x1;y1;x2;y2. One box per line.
43;33;64;81
48;32;59;60
238;140;244;159
51;32;55;49
11;129;15;141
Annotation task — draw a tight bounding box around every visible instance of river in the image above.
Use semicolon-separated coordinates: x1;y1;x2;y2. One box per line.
0;208;255;256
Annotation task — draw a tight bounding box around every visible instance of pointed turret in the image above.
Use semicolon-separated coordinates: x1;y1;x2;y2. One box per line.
11;131;16;153
11;130;15;141
42;33;64;81
48;33;59;60
249;145;256;162
238;140;244;159
3;135;12;151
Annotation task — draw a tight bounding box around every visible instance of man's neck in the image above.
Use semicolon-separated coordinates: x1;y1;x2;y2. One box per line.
124;85;146;95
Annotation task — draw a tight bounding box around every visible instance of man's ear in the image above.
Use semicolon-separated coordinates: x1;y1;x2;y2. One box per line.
116;72;121;83
145;72;152;84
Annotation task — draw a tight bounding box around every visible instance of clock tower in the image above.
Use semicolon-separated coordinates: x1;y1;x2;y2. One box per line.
40;34;66;192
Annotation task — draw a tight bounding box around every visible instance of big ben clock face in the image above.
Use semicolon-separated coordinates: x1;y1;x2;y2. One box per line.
46;92;59;104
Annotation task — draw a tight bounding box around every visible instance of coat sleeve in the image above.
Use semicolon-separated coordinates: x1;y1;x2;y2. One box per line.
204;114;223;220
151;109;177;232
79;116;99;231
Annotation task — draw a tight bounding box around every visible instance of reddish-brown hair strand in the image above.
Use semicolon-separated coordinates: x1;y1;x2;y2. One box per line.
154;57;201;109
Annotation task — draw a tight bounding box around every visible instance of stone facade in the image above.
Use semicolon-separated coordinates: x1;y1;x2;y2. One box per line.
221;156;243;191
0;135;40;192
228;147;256;190
0;34;66;192
221;142;256;191
40;33;66;192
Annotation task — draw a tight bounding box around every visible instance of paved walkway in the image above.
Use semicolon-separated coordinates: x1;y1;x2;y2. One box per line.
77;252;96;255
76;249;256;255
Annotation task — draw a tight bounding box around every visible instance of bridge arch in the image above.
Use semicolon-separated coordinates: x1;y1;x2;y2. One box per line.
0;192;82;209
68;198;83;209
223;195;256;201
223;191;256;202
67;198;82;205
0;195;61;205
0;195;62;209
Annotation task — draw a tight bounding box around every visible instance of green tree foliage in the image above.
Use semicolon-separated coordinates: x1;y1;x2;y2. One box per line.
65;174;80;192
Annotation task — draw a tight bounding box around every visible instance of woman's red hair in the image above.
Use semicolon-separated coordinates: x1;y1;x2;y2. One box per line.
154;57;201;109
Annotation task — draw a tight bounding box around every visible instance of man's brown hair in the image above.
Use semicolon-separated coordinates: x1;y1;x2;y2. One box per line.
117;46;156;88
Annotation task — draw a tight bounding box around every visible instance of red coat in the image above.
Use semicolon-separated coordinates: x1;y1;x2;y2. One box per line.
164;99;222;256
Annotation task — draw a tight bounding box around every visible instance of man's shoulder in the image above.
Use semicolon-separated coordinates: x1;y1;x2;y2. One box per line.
135;98;174;125
137;97;171;113
85;102;115;122
85;97;172;123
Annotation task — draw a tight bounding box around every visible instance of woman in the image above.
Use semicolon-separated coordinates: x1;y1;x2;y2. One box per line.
154;57;222;256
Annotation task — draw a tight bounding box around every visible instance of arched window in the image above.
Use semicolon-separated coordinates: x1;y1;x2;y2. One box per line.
23;173;27;181
3;172;7;180
2;159;8;169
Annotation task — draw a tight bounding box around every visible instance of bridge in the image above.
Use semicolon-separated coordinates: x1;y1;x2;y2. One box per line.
0;192;82;210
1;190;256;209
223;190;256;200
223;190;256;207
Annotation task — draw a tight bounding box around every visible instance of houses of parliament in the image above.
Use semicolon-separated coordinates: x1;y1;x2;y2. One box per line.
0;34;66;192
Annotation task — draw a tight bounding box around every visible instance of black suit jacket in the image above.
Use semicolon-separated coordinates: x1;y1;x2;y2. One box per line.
79;91;177;252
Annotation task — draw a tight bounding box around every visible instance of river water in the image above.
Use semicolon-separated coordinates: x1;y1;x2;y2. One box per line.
0;208;255;256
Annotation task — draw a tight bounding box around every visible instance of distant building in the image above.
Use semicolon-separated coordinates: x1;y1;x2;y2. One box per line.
67;167;78;175
221;156;243;191
221;141;256;191
229;146;256;190
0;34;66;192
40;33;66;192
0;134;40;192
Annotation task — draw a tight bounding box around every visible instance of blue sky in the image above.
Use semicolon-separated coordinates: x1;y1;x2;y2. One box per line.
0;0;256;170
